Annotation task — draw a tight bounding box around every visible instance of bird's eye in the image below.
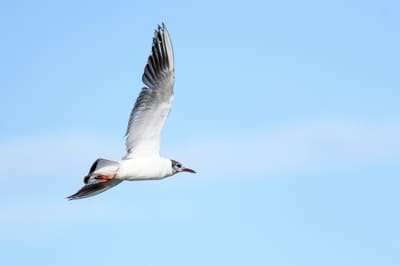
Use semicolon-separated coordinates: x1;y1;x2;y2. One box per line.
176;163;182;168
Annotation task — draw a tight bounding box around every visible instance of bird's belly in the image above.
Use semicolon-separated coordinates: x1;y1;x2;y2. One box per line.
116;158;171;180
122;169;166;180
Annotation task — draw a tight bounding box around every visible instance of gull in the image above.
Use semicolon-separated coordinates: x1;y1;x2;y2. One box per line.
67;23;195;200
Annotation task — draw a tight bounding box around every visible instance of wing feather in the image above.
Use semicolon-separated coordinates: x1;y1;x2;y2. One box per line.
125;24;174;158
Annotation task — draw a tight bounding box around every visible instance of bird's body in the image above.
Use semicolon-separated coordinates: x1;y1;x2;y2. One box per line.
117;156;173;181
67;23;195;200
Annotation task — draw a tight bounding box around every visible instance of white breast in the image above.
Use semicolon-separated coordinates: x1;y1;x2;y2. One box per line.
116;157;173;180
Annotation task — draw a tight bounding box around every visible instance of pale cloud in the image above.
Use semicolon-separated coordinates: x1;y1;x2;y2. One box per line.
170;119;400;177
0;120;399;227
0;121;400;181
1;120;399;181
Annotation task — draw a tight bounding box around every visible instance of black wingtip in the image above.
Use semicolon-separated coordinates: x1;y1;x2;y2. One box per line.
66;195;76;200
154;23;166;39
66;192;82;200
156;22;167;34
66;180;123;200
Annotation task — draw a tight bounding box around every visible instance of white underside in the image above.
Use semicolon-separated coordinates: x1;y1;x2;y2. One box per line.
116;156;173;181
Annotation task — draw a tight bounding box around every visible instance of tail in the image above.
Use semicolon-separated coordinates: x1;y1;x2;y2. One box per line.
67;158;122;200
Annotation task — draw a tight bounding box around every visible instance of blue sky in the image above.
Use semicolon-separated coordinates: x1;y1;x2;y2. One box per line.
1;0;399;265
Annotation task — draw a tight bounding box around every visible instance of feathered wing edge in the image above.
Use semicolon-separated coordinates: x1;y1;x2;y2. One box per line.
124;23;175;155
67;180;123;200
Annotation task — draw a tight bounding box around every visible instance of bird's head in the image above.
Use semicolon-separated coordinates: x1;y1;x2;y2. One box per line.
171;159;196;175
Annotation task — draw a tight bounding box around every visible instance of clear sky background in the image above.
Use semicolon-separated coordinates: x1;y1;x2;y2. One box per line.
1;0;399;265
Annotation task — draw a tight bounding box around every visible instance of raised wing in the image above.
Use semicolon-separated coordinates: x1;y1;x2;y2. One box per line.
125;23;174;158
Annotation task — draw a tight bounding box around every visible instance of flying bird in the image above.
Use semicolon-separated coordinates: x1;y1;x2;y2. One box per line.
67;23;195;200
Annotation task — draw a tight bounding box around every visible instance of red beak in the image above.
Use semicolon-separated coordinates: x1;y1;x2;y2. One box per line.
182;167;196;174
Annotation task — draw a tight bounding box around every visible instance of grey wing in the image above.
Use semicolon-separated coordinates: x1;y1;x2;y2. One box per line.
125;24;175;157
